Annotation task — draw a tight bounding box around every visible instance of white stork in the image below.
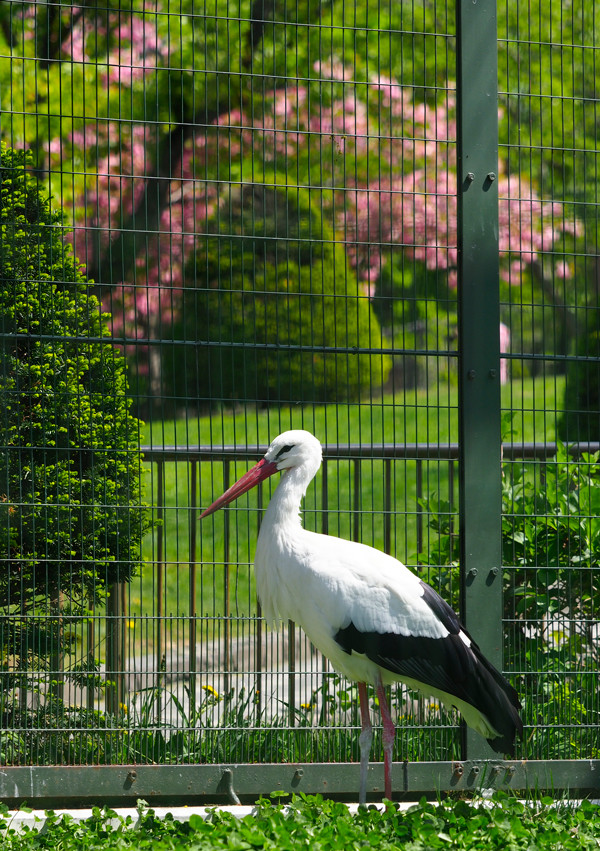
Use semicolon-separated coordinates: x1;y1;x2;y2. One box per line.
201;429;522;802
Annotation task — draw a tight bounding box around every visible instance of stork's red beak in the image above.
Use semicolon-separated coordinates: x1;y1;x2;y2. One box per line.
200;457;280;519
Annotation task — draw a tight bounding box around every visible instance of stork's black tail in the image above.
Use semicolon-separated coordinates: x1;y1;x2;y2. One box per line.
469;641;523;755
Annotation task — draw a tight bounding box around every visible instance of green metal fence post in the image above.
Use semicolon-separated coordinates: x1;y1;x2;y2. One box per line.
456;0;503;760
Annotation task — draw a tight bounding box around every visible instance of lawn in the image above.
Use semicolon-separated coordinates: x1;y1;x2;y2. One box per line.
130;375;564;622
2;793;600;850
143;375;564;448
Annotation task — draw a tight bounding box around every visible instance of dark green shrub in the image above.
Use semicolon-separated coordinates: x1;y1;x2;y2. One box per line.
0;144;149;693
166;184;391;407
558;325;600;443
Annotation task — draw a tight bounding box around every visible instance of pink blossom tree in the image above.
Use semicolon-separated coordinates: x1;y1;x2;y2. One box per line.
16;5;582;395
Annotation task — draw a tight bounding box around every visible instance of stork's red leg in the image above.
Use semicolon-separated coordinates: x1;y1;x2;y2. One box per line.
357;682;372;805
375;676;395;800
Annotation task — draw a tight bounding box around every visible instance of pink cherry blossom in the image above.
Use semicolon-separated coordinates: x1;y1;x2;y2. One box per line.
60;29;580;368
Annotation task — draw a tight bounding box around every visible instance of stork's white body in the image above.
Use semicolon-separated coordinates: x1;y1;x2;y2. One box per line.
201;430;523;802
255;459;501;742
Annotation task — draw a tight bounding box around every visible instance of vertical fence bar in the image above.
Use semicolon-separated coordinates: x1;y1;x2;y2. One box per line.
255;482;264;717
384;458;392;555
87;606;95;711
456;0;503;760
156;461;165;719
49;591;64;706
222;461;231;696
189;460;198;721
105;584;122;715
321;459;328;535
448;459;456;558
352;459;360;542
288;619;296;728
19;596;28;716
320;459;330;712
416;460;423;557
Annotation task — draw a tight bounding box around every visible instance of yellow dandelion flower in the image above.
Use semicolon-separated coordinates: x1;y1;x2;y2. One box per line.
202;684;220;699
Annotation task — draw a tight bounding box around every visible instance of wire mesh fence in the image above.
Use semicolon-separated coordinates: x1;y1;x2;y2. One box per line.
497;0;600;767
0;0;599;802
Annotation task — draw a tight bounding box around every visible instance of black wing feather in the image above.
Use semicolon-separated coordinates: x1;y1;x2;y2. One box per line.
333;581;522;755
418;581;462;635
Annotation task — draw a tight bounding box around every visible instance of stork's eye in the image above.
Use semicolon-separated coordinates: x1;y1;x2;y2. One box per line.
276;444;294;458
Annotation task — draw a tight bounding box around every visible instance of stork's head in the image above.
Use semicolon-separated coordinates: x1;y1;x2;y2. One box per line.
200;429;322;519
264;430;322;471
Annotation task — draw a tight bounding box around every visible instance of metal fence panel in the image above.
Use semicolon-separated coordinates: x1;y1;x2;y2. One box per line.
0;0;598;803
498;0;600;766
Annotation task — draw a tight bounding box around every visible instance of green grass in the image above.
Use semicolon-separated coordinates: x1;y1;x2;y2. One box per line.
143;375;564;447
130;375;564;624
136;386;461;622
501;373;565;445
3;793;600;849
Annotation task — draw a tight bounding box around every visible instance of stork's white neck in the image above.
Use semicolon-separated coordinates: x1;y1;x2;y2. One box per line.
262;465;311;535
254;451;321;626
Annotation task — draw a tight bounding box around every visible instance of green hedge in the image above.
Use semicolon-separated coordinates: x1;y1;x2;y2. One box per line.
0;144;149;671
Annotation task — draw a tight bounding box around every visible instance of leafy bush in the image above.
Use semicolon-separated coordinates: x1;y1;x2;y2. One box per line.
0;144;150;704
165;184;391;407
419;443;600;758
501;445;600;758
